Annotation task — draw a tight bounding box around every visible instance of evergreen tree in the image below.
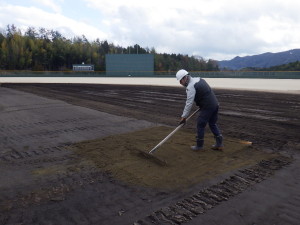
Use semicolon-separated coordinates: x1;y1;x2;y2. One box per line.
0;24;219;72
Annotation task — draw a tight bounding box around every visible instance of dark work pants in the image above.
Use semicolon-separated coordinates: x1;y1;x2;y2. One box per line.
197;106;221;140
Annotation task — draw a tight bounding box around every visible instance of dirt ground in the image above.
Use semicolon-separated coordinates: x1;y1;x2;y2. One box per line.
70;126;278;190
1;83;300;225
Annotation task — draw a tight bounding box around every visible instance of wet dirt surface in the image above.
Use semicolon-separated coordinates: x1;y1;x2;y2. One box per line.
4;83;299;153
1;83;300;225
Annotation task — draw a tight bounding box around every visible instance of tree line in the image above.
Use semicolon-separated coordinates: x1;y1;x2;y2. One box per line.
259;61;300;71
0;25;219;71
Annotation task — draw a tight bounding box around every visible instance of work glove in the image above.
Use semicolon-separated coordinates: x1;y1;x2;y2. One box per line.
179;117;186;126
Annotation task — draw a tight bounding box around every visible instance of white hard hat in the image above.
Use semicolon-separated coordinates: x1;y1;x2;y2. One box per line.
176;69;189;81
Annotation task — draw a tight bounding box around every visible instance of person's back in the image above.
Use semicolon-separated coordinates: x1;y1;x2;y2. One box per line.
194;78;219;109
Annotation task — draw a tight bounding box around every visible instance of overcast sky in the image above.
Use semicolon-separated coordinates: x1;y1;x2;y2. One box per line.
0;0;299;60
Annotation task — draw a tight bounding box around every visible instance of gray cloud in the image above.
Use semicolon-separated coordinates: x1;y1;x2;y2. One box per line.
1;0;300;60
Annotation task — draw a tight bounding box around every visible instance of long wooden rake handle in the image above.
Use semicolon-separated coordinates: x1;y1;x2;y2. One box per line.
149;108;200;154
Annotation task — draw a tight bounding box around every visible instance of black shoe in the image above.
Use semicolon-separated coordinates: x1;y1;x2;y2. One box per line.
191;138;204;151
211;135;223;151
191;145;203;151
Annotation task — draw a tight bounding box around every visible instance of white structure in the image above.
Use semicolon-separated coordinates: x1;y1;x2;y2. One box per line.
73;63;94;71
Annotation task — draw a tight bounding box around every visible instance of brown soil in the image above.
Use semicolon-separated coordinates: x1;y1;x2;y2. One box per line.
70;126;277;190
1;83;300;225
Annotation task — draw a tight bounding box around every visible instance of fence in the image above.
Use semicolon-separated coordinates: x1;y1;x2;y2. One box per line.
1;70;300;79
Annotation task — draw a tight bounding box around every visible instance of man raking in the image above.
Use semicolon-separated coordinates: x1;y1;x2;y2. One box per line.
176;69;224;151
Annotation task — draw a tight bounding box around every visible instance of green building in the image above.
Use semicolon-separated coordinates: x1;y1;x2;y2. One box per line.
106;54;154;76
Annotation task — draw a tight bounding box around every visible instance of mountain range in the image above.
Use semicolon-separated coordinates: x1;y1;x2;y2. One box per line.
217;49;300;70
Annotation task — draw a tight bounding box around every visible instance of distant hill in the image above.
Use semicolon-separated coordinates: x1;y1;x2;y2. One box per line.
218;49;300;70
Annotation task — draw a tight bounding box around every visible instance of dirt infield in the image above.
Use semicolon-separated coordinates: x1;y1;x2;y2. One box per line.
1;83;300;225
70;126;278;190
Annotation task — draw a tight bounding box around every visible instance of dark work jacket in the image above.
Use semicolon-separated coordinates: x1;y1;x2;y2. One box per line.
181;77;219;118
194;79;219;109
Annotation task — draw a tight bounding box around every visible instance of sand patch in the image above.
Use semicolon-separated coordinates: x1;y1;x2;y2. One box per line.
70;126;278;190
